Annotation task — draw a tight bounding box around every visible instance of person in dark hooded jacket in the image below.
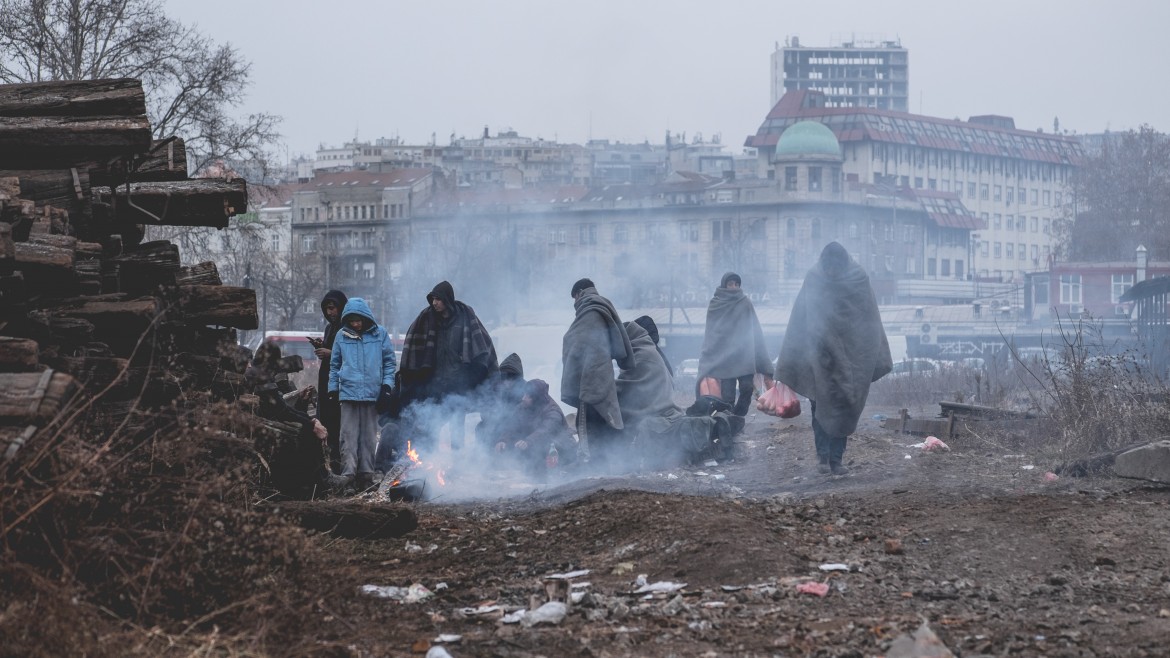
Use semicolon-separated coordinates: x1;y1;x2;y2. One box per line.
494;379;574;476
474;352;526;449
633;315;673;377
315;289;347;473
697;272;773;417
399;281;498;449
774;243;892;476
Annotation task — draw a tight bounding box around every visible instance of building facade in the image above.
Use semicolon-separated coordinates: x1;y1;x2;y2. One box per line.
747;90;1083;285
771;36;908;111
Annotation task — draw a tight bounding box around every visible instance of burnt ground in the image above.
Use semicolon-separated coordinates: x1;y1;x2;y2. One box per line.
319;408;1170;657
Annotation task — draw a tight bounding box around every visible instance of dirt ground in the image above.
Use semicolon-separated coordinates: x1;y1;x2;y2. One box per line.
315;407;1170;657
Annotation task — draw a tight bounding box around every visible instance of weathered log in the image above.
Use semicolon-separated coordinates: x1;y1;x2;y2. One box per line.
0;337;38;372
13;241;76;295
0;115;153;169
175;261;222;286
0;78;146;118
0;222;13;272
178;285;258;329
89;138;188;186
26;233;79;251
53;298;161;345
270;501;419;539
97;179;247;229
0;273;26;316
0;169;91;223
0;370;80;425
109;240;181;291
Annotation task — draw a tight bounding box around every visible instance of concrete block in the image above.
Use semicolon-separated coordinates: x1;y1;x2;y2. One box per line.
1114;441;1170;483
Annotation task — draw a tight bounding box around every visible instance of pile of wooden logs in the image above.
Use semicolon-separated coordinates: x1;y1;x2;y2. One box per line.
0;77;295;484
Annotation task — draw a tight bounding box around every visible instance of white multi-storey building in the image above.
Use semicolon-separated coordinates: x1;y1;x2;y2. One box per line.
771;35;908;111
747;89;1083;284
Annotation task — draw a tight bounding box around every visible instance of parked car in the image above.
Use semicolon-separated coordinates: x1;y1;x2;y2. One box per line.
675;358;700;391
886;358;943;378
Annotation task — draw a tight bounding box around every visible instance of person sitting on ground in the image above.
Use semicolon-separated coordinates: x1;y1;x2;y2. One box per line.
328;298;397;492
618;321;726;467
494;379;574;477
475;352;526;450
633;315;673;377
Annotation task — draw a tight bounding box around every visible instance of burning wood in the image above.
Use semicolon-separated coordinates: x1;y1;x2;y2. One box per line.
380;440;449;502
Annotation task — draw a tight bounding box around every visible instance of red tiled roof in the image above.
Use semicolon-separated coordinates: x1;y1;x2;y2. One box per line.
747;90;1084;165
425;184;589;211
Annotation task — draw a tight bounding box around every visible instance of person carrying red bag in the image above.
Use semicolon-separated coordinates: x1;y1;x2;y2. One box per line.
773;243;892;476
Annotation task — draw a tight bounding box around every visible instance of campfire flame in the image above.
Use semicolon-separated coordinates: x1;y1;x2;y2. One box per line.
395;440;446;488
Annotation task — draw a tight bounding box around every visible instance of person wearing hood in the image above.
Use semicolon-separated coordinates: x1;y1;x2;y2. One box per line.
618;321;725;466
315;289;348;473
328;298;397;490
493;379;574;477
774;243;892;476
633;315;673;377
474;352;526;449
697;272;774;417
561;278;635;466
399;281;498;449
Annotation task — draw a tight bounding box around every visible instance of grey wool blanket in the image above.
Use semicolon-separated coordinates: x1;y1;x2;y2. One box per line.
698;287;773;380
561;288;634;430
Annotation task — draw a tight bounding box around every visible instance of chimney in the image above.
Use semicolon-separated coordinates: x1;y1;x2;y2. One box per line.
1136;244;1148;282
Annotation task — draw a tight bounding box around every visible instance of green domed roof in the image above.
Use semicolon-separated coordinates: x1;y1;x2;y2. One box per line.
775;121;841;158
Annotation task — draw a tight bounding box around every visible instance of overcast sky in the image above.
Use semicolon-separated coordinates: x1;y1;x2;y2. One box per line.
167;0;1168;160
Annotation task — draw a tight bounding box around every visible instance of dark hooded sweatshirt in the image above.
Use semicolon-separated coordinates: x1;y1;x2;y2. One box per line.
316;289;349;403
774;243;892;437
400;281;498;401
697;272;772;381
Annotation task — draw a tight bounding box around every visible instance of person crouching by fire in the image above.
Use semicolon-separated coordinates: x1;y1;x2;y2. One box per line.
492;379;575;479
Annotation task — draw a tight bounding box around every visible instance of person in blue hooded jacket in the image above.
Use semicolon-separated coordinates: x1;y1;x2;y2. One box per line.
328;298;397;490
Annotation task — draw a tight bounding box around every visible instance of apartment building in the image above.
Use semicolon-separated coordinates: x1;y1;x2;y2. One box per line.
771;35;908;110
747;89;1083;285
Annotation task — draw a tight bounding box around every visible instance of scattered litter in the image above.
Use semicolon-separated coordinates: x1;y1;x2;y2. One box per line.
521;601;567;627
666;473;679;480
795;581;830;597
906;436;950;451
721;584;746;592
546;569;590;580
1004;454;1026;459
360;583;433;603
634;574;648;588
457;604;502;618
662;594;687;615
612;562;635;575
405;541;424;553
873;414;887;421
425;647;454;658
1022;464;1036;470
500;610;525;624
702;601;727;608
634;581;688;595
694;471;709;477
1043;472;1059;482
819;563;850;572
885;621;956;658
904;454;913;460
570;591;585;604
710;474;726;481
433;634;462;644
703;459;719;467
435;582;448;590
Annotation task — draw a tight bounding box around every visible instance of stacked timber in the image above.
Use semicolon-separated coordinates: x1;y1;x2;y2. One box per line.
0;78;322;498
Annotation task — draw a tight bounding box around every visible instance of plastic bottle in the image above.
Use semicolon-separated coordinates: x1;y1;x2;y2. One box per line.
546;443;559;469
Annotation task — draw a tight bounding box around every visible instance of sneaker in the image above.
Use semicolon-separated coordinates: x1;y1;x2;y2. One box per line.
830;463;850;476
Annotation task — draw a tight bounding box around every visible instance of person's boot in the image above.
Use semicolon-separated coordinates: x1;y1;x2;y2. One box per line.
830;462;850;476
817;458;831;474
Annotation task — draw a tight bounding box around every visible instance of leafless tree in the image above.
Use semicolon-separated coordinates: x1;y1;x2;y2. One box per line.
0;0;280;177
1066;126;1170;261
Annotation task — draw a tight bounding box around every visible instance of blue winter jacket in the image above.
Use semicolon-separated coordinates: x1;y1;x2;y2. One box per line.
328;298;397;402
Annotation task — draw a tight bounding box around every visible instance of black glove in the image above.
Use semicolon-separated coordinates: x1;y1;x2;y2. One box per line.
375;384;395;414
327;390;339;402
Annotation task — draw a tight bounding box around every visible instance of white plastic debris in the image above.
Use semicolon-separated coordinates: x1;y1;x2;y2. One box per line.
694;471;710;477
634;574;648;588
426;647;454;658
1022;464;1036;470
546;569;591;580
702;601;727;608
433;634;462;643
904;454;913;460
634;581;688;594
500;610;525;624
666;473;679;480
819;563;850;572
435;582;449;590
457;604;502;617
405;541;424;553
521;601;567;627
703;459;719;467
360;583;434;603
710;474;726;481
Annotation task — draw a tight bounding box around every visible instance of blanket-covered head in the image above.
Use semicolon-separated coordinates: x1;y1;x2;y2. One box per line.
720;272;741;288
633;315;660;345
819;242;851;278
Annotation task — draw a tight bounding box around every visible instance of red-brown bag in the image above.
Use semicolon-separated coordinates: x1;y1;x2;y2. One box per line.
756;382;801;418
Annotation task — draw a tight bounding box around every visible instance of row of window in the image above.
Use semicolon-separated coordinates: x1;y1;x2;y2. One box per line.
874;173;1062;209
1056;274;1134;305
872;145;1070;182
297;203;407;222
983;241;1048;262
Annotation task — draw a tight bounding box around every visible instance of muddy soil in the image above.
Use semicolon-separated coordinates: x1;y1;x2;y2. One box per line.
322;409;1170;657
